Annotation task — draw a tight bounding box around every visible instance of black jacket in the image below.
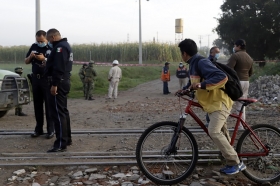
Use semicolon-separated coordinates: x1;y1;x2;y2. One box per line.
45;38;73;86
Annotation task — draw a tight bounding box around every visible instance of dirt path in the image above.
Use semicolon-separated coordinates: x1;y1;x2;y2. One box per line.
0;75;279;185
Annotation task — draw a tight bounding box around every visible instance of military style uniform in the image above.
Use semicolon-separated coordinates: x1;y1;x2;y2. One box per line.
78;64;87;97
14;67;27;116
45;38;73;151
84;62;97;100
25;43;54;137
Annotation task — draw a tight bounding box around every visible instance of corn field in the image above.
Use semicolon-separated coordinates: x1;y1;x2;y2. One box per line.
0;42;185;63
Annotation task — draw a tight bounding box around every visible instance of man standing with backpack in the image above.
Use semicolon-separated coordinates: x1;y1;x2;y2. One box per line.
176;39;246;175
227;39;253;125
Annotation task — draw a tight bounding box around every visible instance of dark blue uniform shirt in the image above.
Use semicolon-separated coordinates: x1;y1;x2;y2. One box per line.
26;44;52;75
44;38;73;86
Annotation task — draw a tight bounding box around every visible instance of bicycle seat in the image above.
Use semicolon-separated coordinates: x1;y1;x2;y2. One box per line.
237;98;258;106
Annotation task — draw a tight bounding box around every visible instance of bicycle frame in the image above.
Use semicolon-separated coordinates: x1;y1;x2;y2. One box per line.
179;95;270;157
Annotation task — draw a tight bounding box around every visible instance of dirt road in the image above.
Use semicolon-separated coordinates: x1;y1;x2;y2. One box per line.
0;75;279;185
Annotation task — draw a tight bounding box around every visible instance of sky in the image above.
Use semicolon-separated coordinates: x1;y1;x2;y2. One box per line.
0;0;224;47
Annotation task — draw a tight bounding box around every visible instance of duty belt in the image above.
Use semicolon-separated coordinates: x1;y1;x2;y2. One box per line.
35;74;43;79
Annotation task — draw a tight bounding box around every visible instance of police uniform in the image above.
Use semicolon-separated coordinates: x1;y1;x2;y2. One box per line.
45;38;73;151
25;44;54;137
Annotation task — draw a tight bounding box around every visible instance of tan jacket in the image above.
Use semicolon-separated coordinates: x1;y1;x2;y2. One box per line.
227;50;253;81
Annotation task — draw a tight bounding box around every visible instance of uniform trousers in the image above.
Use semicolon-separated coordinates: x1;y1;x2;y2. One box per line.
32;76;54;134
48;79;71;149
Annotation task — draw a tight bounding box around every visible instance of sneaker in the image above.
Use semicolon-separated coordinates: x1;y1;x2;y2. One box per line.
221;161;246;175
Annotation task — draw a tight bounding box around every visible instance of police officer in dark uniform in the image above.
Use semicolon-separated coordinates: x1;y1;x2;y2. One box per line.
25;30;54;139
45;28;73;152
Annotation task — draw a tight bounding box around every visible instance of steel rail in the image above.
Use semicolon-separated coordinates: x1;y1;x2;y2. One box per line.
0;128;246;135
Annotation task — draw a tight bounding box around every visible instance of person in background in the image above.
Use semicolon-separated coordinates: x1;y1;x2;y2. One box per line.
84;62;97;100
25;30;54;139
107;60;122;99
14;67;27;116
176;62;188;89
45;28;73;152
79;64;87;97
227;39;253;128
205;46;221;126
161;62;171;95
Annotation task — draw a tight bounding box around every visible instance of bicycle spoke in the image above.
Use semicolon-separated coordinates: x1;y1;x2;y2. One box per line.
237;125;280;184
136;122;198;185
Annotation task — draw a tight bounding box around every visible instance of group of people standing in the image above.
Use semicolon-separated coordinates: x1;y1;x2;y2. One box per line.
24;29;73;152
78;60;122;100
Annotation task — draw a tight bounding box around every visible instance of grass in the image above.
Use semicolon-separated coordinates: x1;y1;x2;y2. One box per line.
0;62;178;98
250;62;280;82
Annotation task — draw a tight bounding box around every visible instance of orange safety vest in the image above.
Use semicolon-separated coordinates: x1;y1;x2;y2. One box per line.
161;67;170;81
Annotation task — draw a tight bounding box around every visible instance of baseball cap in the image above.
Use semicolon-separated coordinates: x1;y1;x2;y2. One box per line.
165;62;170;65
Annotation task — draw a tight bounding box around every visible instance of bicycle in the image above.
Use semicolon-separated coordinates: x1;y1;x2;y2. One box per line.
136;90;280;185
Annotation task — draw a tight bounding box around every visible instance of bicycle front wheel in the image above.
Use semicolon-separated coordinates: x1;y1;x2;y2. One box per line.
236;124;280;184
136;121;198;185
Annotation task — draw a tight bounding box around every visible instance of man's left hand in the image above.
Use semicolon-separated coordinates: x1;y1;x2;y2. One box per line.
50;86;58;95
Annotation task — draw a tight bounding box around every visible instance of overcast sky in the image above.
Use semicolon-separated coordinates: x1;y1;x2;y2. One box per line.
0;0;224;47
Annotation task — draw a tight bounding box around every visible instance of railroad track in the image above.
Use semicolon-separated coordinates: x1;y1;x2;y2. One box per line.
0;127;244;135
0;150;223;167
0;128;267;167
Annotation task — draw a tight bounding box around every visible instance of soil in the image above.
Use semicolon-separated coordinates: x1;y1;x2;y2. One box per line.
0;75;279;185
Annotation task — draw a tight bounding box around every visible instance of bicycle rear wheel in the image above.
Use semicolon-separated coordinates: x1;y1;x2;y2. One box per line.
236;124;280;184
136;121;198;185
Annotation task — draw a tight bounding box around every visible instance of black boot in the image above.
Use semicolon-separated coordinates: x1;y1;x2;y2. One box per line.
17;108;27;116
15;108;19;116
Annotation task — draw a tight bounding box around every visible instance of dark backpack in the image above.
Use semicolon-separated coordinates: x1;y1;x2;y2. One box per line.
194;56;243;101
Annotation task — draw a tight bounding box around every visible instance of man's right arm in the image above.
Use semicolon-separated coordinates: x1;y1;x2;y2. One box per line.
25;45;34;64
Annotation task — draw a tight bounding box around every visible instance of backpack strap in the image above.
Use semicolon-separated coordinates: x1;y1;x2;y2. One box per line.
193;55;205;82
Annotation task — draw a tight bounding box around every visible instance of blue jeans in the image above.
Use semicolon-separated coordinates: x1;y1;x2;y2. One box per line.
163;82;169;94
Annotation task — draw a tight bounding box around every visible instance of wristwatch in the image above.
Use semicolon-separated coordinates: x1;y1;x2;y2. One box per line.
43;58;47;62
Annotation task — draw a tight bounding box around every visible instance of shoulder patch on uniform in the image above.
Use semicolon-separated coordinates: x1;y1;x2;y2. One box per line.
56;47;62;52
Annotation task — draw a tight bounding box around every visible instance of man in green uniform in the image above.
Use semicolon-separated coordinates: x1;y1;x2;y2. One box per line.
14;67;27;116
84;62;97;100
79;64;87;97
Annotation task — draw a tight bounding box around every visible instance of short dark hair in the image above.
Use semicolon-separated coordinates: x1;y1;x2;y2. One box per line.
46;28;61;37
178;39;198;56
210;46;219;54
35;30;46;37
235;39;246;50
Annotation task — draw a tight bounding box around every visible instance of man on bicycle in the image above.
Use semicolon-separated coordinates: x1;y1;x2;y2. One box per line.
177;39;246;175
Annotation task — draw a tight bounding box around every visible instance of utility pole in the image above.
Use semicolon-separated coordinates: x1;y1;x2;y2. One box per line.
198;35;203;49
35;0;41;32
139;0;142;65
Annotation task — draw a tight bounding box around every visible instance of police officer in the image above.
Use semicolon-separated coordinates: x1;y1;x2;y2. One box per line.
45;28;73;152
14;67;27;116
84;62;97;100
25;30;54;139
78;64;87;97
